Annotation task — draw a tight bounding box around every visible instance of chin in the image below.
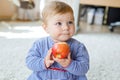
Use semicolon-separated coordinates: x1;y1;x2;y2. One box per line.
60;37;70;42
58;35;71;41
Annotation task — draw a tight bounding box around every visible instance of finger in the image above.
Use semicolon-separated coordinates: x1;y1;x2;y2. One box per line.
50;60;54;64
52;56;60;62
68;52;71;59
49;48;52;53
48;48;52;55
52;56;56;61
46;48;52;57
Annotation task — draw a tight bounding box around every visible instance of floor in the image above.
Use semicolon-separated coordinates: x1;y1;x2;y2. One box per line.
79;21;120;33
0;20;120;80
1;20;120;34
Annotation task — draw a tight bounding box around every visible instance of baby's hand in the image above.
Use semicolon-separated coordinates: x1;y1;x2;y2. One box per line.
53;53;71;68
44;48;54;68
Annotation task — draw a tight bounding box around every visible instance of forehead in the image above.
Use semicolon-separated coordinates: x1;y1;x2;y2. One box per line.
51;12;74;20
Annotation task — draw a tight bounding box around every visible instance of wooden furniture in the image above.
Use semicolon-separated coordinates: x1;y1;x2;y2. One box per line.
0;0;17;20
80;0;120;8
78;0;120;32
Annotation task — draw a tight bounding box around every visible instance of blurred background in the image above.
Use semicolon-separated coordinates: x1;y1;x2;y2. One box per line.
0;0;120;80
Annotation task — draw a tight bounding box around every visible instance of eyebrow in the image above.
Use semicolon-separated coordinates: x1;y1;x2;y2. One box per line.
55;17;74;21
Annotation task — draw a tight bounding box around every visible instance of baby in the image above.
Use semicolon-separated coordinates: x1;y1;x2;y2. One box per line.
26;1;89;80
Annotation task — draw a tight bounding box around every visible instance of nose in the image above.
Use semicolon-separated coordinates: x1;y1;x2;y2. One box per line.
62;24;69;30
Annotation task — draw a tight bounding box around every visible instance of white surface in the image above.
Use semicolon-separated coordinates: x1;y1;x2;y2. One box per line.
0;21;120;80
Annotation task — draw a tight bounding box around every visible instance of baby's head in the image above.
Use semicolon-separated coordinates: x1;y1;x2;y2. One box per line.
42;1;74;24
41;1;75;42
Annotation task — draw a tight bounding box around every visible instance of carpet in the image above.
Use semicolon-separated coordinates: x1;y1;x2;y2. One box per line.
0;21;120;80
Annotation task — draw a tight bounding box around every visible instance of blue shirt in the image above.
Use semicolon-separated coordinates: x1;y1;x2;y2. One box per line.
26;36;89;80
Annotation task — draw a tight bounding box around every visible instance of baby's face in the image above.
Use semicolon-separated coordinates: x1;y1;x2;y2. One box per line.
45;12;75;42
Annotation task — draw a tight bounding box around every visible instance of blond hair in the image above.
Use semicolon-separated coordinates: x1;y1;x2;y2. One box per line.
42;1;74;24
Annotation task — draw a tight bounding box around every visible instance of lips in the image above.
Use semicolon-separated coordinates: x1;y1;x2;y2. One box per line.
62;31;69;35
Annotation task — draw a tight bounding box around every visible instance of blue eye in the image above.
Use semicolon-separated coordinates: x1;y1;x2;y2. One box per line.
56;22;62;26
68;21;73;24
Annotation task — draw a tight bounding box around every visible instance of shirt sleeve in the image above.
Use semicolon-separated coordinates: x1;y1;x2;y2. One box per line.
26;41;47;71
65;43;89;76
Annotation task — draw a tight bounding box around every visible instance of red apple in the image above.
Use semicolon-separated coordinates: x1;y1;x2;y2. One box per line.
52;42;70;59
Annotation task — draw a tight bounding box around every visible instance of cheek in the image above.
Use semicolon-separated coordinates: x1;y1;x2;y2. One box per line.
47;27;59;34
70;27;75;34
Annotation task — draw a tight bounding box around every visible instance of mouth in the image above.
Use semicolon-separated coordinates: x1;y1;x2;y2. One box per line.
62;33;69;36
62;31;70;35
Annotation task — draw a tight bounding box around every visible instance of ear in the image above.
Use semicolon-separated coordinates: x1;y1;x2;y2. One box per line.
42;22;47;31
42;23;49;33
